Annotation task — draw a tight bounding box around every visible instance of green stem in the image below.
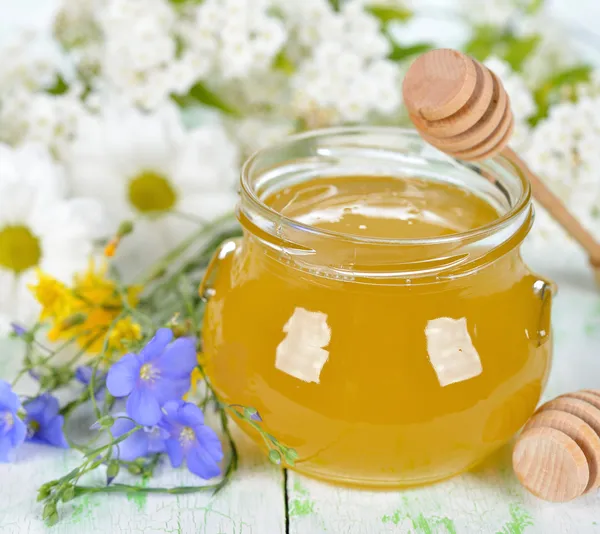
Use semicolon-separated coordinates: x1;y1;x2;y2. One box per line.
74;483;221;496
137;212;236;287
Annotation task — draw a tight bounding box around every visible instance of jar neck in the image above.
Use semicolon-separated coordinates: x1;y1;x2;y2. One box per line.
239;127;532;282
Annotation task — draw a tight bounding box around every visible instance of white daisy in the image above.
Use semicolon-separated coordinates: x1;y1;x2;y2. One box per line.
0;143;105;336
65;99;240;278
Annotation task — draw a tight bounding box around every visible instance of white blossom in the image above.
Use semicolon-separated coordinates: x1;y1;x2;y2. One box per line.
94;0;198;110
0;143;105;335
484;57;536;152
233;115;295;154
459;0;521;27
523;95;600;248
0;30;66;93
65;99;240;278
289;2;402;125
0;87;88;159
182;0;287;81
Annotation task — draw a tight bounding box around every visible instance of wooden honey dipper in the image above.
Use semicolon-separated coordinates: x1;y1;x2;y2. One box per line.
513;389;600;502
402;49;600;281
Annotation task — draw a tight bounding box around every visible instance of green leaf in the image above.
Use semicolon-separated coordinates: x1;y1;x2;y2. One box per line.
173;82;240;116
366;5;413;24
273;50;295;75
327;0;341;11
525;0;545;14
530;65;592;125
46;74;68;96
388;43;432;62
503;34;540;72
464;25;503;61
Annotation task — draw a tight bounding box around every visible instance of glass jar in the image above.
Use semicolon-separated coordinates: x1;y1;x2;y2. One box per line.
200;127;553;488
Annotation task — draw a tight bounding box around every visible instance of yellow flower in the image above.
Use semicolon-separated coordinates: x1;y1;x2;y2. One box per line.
31;260;142;354
29;271;73;321
185;353;204;399
108;316;142;352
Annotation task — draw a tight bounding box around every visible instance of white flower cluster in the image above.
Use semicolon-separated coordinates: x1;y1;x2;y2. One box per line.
0;87;89;160
184;0;287;81
483;57;536;151
519;13;579;87
0;29;88;159
286;0;402;125
523;91;600;250
459;0;522;27
96;0;194;110
0;31;63;93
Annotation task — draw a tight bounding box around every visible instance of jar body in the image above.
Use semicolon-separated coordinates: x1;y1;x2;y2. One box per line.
202;234;552;487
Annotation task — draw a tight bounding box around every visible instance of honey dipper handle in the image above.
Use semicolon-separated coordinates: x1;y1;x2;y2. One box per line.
502;146;600;267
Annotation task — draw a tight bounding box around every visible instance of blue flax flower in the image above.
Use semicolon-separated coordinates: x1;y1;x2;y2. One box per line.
106;328;197;426
24;394;69;448
10;323;27;337
111;415;167;461
161;400;223;479
0;380;26;462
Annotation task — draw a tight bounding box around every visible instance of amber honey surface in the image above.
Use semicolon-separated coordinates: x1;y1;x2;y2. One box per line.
202;175;552;487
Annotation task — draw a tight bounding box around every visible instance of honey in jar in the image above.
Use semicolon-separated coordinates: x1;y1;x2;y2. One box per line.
201;128;553;488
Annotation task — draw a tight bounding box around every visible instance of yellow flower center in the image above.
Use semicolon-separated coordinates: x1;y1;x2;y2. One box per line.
0;225;41;274
128;171;177;214
179;426;195;444
27;419;40;437
139;363;159;382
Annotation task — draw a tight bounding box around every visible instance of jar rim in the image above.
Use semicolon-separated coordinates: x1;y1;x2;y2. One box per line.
240;126;531;246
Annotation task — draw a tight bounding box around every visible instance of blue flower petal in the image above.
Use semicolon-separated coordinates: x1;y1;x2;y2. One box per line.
107;354;140;397
187;444;221;479
148;433;167;455
0;381;20;412
165;438;184;467
38;415;69;448
161;400;187;426
41;395;60;424
153;377;190;405
23;395;47;421
10;417;26;447
0;436;15;463
115;429;149;461
139;328;173;363
181;403;204;429
155;337;197;379
126;388;163;426
194;426;224;463
112;416;135;436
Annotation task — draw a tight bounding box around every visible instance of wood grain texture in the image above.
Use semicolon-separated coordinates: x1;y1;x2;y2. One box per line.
513;427;589;502
564;390;600;411
524;409;600;492
402;48;477;121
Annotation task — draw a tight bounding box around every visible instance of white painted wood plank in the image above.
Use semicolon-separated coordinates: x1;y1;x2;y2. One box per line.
288;247;600;534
